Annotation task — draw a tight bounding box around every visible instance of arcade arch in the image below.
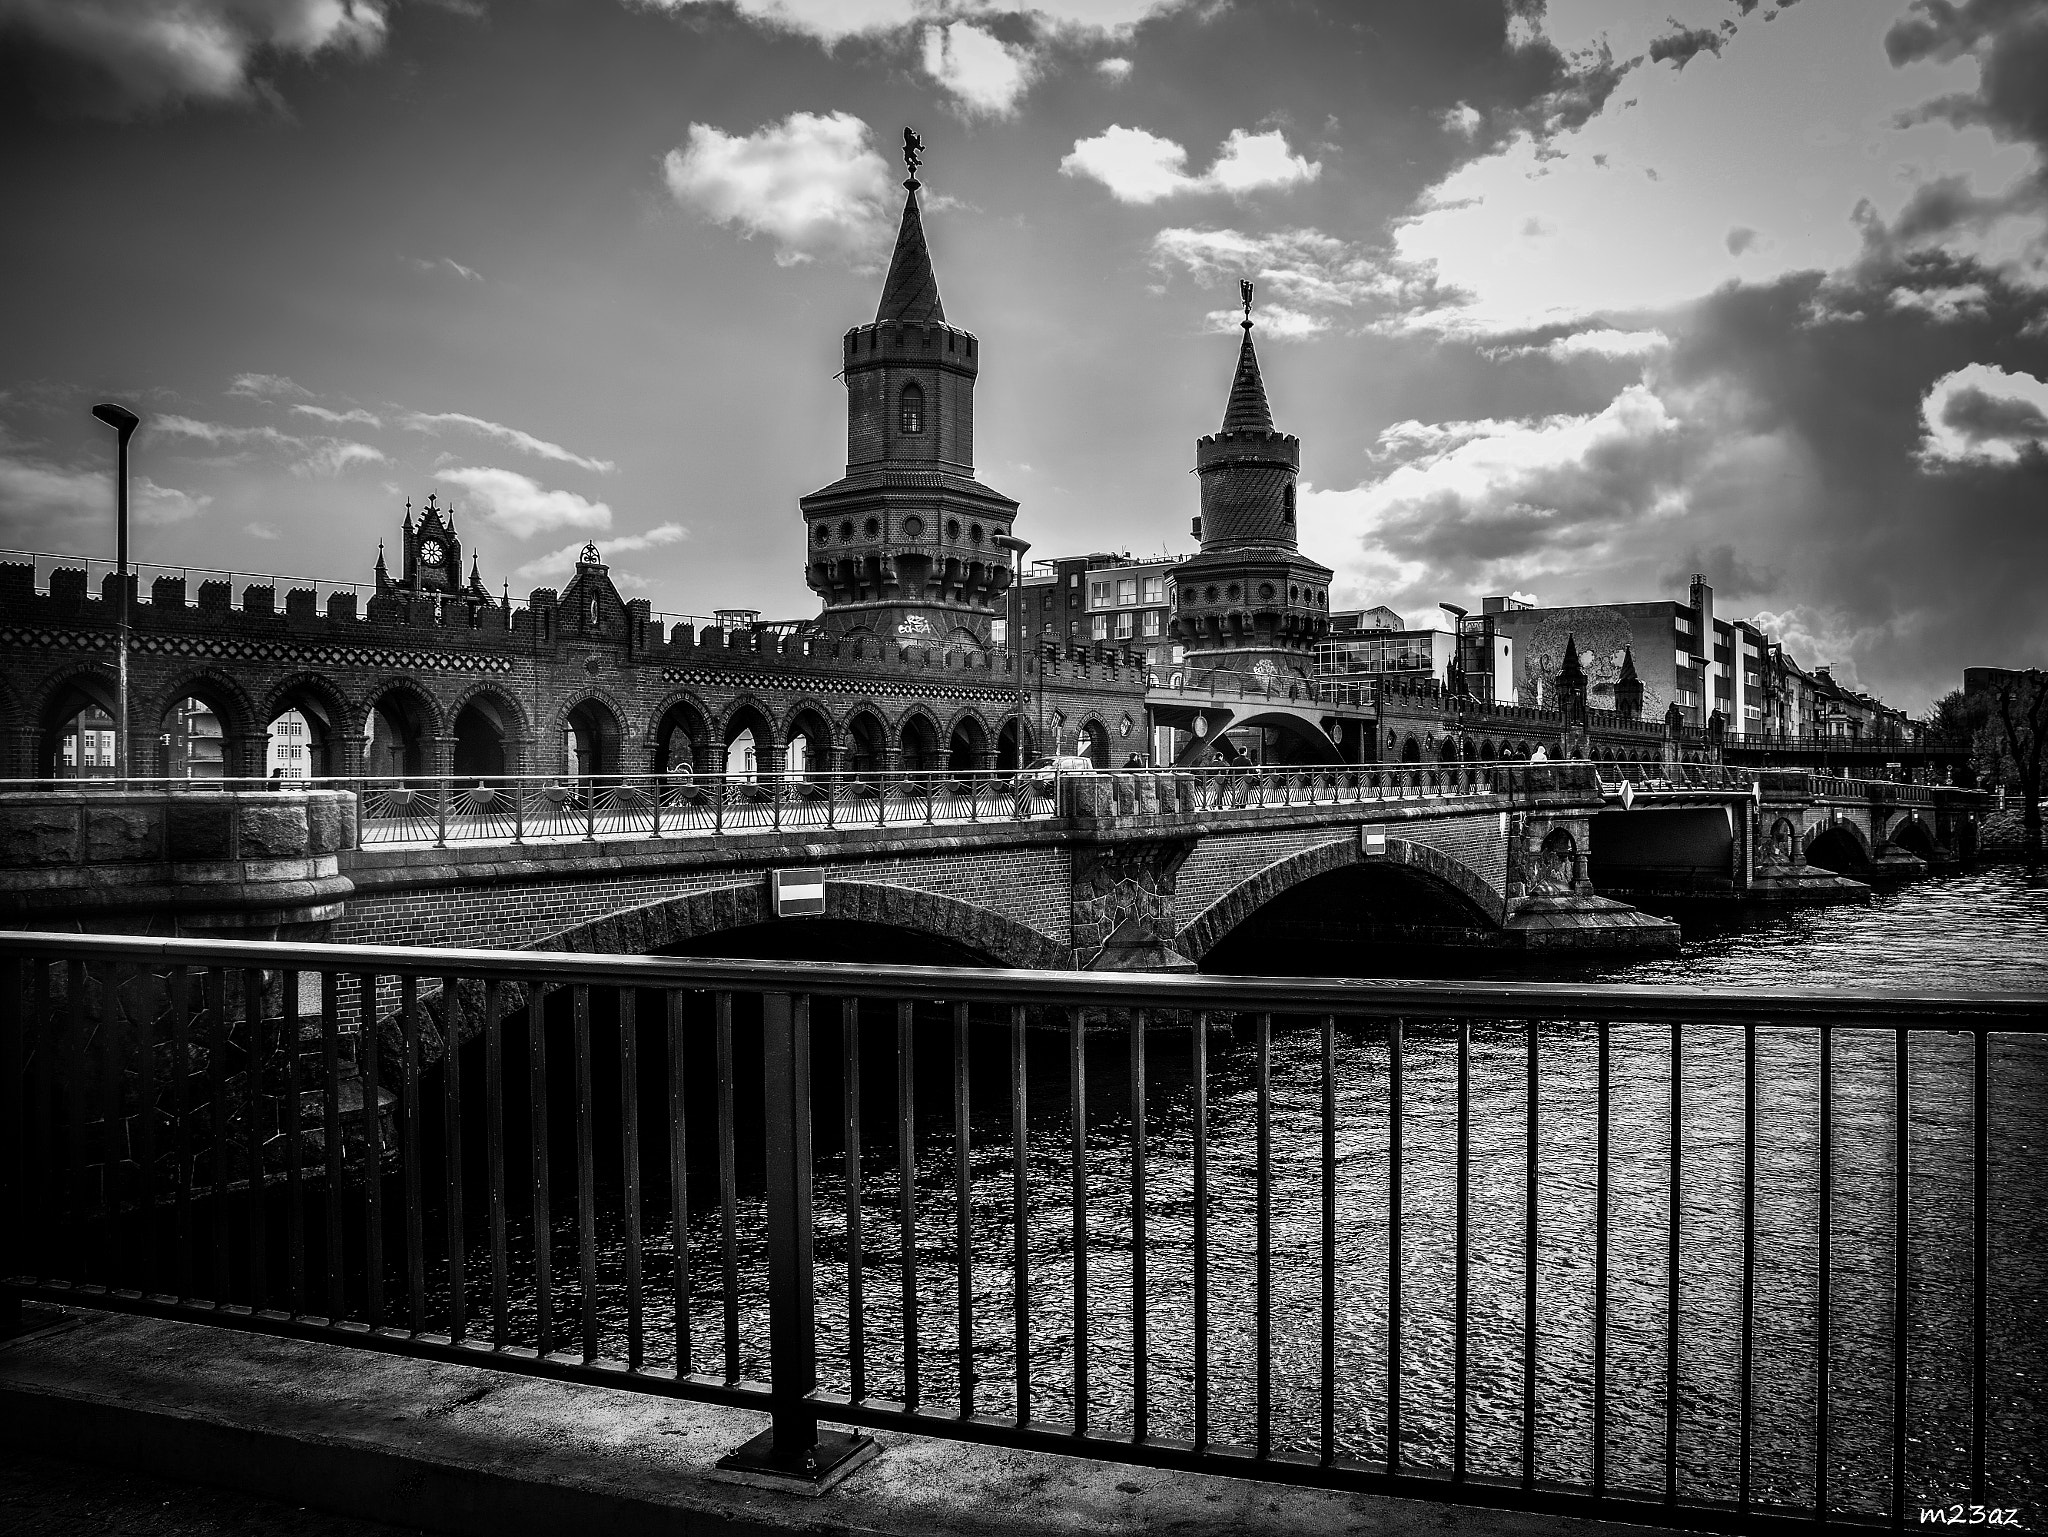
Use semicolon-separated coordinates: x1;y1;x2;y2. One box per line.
563;697;622;779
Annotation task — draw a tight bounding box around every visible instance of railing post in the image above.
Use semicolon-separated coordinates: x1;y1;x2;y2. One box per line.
435;776;449;848
512;779;525;844
584;779;598;841
719;991;874;1486
649;772;662;839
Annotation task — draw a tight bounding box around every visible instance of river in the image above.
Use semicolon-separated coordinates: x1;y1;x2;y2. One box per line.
441;864;2048;1524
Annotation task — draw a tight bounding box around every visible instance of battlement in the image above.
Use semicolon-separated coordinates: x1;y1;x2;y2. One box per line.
1195;430;1300;471
843;320;979;375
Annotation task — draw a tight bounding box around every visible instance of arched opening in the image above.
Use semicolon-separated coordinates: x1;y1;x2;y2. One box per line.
784;709;832;780
947;714;988;774
36;673;119;780
1805;822;1870;874
1888;813;1940;863
363;689;432;782
722;704;774;781
1200;860;1499;976
653;698;711;779
995;717;1029;773
564;698;621;780
451;695;515;782
1078;719;1110;768
1400;735;1422;763
899;713;940;772
156;688;241;780
1479;738;1496;762
265;689;343;782
899;382;925;435
845;711;887;777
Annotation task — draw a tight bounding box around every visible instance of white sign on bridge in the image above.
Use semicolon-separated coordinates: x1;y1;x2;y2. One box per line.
769;868;826;917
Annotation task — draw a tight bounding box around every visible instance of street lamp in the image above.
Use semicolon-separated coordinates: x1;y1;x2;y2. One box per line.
993;533;1031;760
92;403;140;784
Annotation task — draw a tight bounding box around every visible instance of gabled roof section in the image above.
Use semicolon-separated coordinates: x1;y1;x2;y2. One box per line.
1220;326;1275;434
875;186;946;325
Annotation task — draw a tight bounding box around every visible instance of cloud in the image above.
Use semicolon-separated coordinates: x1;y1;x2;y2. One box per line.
436;466;614;539
663;110;893;267
245;521;282;540
1918;362;2048;465
403;255;483;281
401;411;615;474
0;0;390;119
1726;226;1758;256
226;372;311;400
1647;21;1732;70
1202;304;1326;338
1487;328;1673;362
1062;126;1321;203
626;0;921;46
294;440;386;476
1149;226;1453;326
511;521;688;584
1442;102;1483;139
1095;55;1131;81
0;448;211;532
149;414;306;449
291;403;382;428
921;22;1033;116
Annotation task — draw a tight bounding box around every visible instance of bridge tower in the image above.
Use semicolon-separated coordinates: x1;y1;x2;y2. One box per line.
1169;285;1333;685
800;131;1019;653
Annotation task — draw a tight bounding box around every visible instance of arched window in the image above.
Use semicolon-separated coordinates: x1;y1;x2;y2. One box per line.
1283;483;1296;522
900;383;925;435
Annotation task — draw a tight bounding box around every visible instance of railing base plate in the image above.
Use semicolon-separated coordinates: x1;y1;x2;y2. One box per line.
712;1428;878;1495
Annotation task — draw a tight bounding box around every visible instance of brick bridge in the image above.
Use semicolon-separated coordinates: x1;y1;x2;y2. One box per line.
1;763;1688;968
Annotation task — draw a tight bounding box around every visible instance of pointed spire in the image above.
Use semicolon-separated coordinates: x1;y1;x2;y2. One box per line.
1618;643;1638;683
876;128;945;325
1219;282;1274;433
1561;632;1584;684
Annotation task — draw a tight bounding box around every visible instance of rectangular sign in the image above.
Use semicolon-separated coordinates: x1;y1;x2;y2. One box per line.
1360;824;1387;856
769;867;826;918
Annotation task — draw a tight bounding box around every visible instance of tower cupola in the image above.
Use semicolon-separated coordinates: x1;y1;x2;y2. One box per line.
800;130;1019;650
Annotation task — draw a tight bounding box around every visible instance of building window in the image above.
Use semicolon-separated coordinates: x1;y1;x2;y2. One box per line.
1283;484;1296;522
1090;580;1112;608
1116;577;1137;606
1115;612;1134;640
1092;615;1109;641
1142;610;1161;637
900;383;924;434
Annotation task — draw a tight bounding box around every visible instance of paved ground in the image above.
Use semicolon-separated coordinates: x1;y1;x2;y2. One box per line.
0;1450;429;1537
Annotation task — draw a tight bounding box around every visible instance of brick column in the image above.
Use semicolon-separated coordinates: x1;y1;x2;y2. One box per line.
426;734;458;780
226;730;271;782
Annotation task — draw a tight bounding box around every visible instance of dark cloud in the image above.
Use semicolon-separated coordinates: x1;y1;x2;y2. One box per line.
1885;0;2048;151
1726;226;1758;254
1648;21;1733;70
1940;383;2048;443
1659;545;1781;600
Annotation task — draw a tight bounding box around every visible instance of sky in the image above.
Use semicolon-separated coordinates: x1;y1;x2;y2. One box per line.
0;0;2044;714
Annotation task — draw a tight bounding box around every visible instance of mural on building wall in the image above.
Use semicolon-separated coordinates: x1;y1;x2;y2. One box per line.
1509;609;1670;719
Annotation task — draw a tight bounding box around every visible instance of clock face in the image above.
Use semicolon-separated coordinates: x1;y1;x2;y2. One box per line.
419;538;445;564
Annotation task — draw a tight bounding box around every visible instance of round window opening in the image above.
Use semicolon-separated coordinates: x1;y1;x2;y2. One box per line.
1204;585;1218;602
970;523;983;543
1260;583;1275;600
1227;583;1241;600
814;524;830;543
945;519;960;539
840;520;854;541
903;515;925;539
864;517;880;537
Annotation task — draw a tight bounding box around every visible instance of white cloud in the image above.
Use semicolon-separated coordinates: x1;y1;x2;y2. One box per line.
1486;328;1672;362
1442;102;1483;139
437;467;614;540
1062;126;1320;203
404;255;483;281
663;111;893;267
1095;55;1131;80
149;414;306;449
226;372;311;401
401;411;615;474
292;403;383;428
1201;304;1326;338
628;0;921;45
0;449;212;530
1;0;390;117
1917;363;2048;467
1150;226;1444;322
245;521;282;540
512;521;688;584
294;440;386;477
922;22;1034;116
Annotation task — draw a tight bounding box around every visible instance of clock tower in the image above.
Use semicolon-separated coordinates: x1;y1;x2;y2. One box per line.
379;493;463;596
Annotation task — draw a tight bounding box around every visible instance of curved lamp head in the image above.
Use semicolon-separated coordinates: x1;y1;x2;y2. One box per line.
92;402;140;442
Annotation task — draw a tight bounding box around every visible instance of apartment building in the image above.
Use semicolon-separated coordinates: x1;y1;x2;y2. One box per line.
1018;551;1183;670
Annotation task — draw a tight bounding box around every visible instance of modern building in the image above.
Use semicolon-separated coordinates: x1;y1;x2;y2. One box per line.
266;708;313;780
162;697;224;779
56;705;117;778
1317;604;1508;698
1019;551;1182;670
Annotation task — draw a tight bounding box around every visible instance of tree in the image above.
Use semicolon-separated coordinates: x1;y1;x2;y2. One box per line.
1968;670;2047;867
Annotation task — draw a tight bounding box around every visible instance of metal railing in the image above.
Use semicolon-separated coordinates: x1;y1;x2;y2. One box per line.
2;930;2040;1526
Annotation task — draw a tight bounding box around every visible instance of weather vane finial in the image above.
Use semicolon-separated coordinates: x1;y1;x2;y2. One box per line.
903;127;924;190
1240;278;1255;331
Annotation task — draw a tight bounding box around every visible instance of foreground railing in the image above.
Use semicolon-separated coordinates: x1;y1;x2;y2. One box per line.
2;931;2040;1526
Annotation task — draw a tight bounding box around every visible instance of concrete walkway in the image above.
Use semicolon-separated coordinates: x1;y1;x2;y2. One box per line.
0;1306;1673;1537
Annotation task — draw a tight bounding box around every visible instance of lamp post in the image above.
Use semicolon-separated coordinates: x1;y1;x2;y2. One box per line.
92;403;140;784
